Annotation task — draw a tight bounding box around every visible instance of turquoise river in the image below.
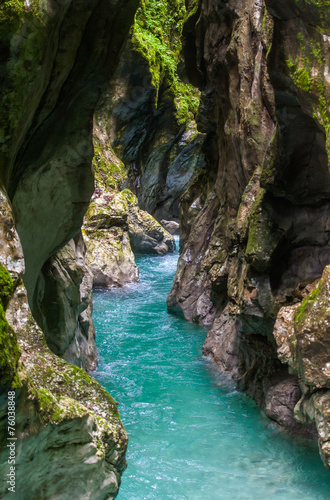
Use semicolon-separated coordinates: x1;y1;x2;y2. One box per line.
93;240;330;500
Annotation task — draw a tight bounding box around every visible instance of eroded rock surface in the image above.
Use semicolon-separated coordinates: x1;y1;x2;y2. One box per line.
167;0;330;467
0;0;139;315
82;128;175;287
0;0;139;495
1;283;127;500
0;192;97;371
95;2;206;223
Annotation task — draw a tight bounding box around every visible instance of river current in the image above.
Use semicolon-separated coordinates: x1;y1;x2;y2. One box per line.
93;240;330;499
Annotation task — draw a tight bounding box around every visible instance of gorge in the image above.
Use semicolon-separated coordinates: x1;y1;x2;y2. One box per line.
0;0;330;498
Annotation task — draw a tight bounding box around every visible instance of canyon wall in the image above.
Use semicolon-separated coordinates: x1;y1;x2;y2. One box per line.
167;0;330;468
96;0;206;222
0;0;139;497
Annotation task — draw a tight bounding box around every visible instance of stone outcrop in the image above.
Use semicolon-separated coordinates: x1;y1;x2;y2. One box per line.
0;0;139;323
167;0;330;468
1;186;97;372
83;188;175;288
1;282;127;500
273;266;330;468
83;190;139;288
0;191;127;498
0;0;139;496
94;1;206;223
32;234;98;371
82;124;175;288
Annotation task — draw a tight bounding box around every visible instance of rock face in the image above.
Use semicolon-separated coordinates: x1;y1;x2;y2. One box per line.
167;0;330;467
83;191;139;288
0;192;127;498
32;235;98;371
0;0;139;496
273;266;330;468
95;1;206;222
1;283;127;500
1;186;97;372
82;126;175;288
83;189;175;287
0;0;139;317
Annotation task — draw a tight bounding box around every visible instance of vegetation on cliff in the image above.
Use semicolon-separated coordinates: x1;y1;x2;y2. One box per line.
131;0;200;123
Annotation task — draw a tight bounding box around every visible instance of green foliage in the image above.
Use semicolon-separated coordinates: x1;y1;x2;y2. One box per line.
286;35;329;135
0;1;24;22
93;142;127;191
0;263;14;309
294;282;322;327
0;263;20;389
0;303;21;389
132;0;200;124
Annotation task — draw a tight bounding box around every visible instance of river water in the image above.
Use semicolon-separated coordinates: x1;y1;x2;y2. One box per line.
93;241;330;499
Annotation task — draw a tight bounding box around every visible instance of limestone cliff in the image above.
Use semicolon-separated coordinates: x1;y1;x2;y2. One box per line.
0;0;139;496
95;0;206;222
167;0;330;468
82;126;175;288
0;195;127;498
0;0;139;366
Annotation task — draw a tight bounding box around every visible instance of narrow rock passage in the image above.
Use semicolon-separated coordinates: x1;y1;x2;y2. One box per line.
93;241;330;500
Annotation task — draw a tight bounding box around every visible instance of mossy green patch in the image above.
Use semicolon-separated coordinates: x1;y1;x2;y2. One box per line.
121;189;138;206
0;303;21;389
285;34;329;135
93;139;127;191
131;0;200;124
0;262;14;308
0;1;24;22
294;281;322;328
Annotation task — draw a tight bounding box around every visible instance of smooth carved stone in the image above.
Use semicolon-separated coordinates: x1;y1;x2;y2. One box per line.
0;0;139;308
1;294;128;499
128;205;175;256
0;192;97;371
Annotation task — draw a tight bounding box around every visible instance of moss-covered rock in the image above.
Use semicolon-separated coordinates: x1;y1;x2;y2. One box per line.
0;285;128;499
0;302;20;391
294;266;330;390
91;0;205;223
167;0;330;469
0;262;14;309
83;187;175;287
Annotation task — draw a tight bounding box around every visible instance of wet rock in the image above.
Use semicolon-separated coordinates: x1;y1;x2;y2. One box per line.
168;0;330;468
83;191;139;288
0;192;97;371
160;220;180;235
1;288;127;499
294;266;330;390
128;203;175;256
32;235;98;371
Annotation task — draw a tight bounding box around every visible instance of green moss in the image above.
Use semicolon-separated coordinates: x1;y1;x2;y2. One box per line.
131;0;200;124
285;34;329;135
295;67;313;92
0;303;21;389
93;139;127;191
294;282;322;327
0;1;24;22
0;263;14;308
0;263;19;388
121;189;138;206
